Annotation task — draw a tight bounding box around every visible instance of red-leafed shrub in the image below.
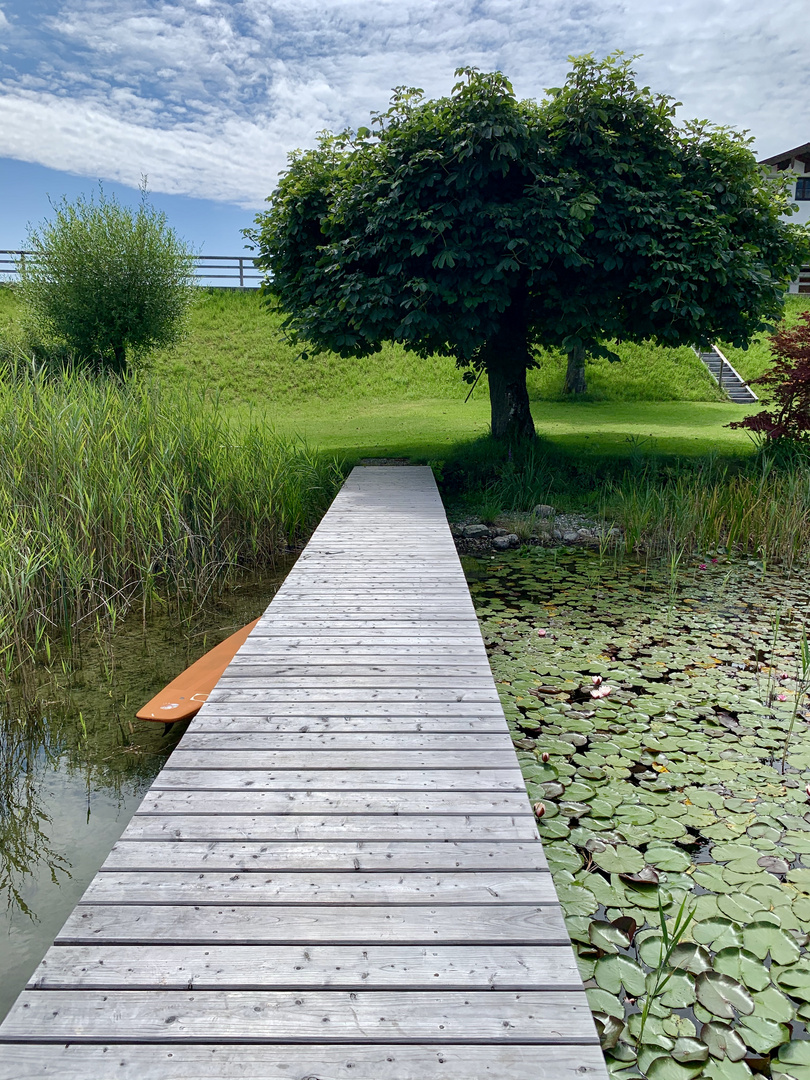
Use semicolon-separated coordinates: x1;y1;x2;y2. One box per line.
729;311;810;441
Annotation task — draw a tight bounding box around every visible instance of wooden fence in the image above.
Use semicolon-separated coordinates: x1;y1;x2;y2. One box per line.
0;251;262;289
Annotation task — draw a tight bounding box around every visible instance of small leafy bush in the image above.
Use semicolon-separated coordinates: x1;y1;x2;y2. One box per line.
729;311;810;442
18;184;195;375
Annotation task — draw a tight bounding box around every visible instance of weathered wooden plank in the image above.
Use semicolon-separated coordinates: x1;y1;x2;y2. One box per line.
102;840;549;872
250;621;482;631
163;750;520;769
83;870;555;905
58;905;568;944
137;792;531;816
190;703;507;717
30;943;576;990
2;990;596;1042
219;656;492;673
120;814;540;842
0;1042;609;1080
178;733;507;750
187;717;510;733
151;768;525;790
210;676;496;690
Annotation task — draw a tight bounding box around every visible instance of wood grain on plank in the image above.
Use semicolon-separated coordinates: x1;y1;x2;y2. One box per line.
163;750;519;769
137;791;532;816
30;943;577;990
151;768;525;790
83;870;555;906
58;904;569;945
2;990;597;1042
120;814;541;842
178;733;508;750
0;1042;610;1080
102;840;549;872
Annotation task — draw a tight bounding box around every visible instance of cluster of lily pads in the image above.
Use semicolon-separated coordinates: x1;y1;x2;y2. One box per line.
465;548;810;1080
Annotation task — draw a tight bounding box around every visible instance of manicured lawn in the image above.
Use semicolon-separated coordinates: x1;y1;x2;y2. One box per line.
253;397;757;463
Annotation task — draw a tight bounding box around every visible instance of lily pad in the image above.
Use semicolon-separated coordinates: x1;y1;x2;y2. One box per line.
750;984;796;1023
669;942;712;974
646;1057;705;1080
738;1014;790;1054
694;971;755;1019
585;986;624;1019
592;844;645;875
658;970;697;1008
589;919;632;954
712;948;771;992
593;1011;625;1050
701;1021;747;1061
692;918;744;951
742;920;801;965
595;954;647;996
556;882;598;917
645;845;692;872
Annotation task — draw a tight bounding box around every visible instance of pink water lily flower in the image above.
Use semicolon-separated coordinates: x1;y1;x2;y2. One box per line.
592;675;603;686
699;563;707;570
591;685;612;699
537;628;547;637
777;692;788;701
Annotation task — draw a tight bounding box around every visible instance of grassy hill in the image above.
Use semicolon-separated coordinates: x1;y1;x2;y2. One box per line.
0;284;775;460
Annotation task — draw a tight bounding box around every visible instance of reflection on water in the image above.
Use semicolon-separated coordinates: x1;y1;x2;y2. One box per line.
0;566;291;1022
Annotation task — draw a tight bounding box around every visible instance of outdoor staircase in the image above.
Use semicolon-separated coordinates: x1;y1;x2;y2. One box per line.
695;344;758;404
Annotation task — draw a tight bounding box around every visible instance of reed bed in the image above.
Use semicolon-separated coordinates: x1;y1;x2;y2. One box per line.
0;366;343;672
603;461;810;567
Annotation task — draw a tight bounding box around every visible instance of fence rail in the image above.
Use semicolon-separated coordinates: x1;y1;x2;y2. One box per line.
0;251;263;289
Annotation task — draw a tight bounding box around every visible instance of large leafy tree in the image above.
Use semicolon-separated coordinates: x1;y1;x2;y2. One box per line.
251;56;807;440
19;184;195;375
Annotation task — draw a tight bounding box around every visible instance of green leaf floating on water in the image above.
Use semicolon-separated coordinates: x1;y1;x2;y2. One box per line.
589;919;632;953
701;1021;748;1061
712;947;771;991
668;942;712;974
694;971;755;1019
592;1011;625;1050
556;882;598;917
704;1059;754;1079
646;1056;706;1080
658;970;697;1008
738;1013;790;1054
742;920;801;965
595;954;647;996
592;844;645;874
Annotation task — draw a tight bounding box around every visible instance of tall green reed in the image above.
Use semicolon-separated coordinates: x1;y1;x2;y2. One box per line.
602;462;810;568
0;365;343;674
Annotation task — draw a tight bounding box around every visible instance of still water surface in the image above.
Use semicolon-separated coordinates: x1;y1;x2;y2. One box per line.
0;567;290;1022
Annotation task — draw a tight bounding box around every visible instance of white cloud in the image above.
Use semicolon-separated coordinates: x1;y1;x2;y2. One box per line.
0;0;808;208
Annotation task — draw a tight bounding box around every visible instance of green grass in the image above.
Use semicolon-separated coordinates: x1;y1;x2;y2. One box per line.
0;285;727;407
720;293;810;383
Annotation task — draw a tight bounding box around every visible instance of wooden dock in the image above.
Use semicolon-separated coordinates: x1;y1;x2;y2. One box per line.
0;467;606;1079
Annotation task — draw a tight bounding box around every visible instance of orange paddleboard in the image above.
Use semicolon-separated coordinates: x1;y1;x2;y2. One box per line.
136;618;260;723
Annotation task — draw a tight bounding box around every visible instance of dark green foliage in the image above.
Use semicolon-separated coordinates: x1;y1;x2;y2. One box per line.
18;185;195;374
251;55;807;440
729;311;810;442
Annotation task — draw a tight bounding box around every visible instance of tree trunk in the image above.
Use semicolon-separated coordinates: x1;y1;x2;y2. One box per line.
110;342;127;375
564;344;587;395
483;292;536;441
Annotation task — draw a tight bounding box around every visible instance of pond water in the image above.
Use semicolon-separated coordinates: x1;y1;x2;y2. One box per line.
464;547;810;1079
0;566;291;1022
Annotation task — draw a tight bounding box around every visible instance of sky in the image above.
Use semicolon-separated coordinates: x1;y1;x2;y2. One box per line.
0;0;808;255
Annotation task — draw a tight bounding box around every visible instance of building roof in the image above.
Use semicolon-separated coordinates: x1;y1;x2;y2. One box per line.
759;142;810;169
